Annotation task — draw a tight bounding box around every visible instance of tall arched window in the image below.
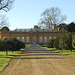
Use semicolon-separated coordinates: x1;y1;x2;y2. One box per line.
17;37;20;40
21;37;24;42
54;36;56;39
49;36;52;39
33;36;36;44
39;36;42;42
26;36;29;43
44;36;47;42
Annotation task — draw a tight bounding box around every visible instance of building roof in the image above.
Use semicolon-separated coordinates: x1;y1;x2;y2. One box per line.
2;26;9;31
14;29;30;31
14;28;54;32
59;25;68;30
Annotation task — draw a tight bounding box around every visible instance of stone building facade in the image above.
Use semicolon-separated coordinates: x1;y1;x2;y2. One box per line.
0;26;68;44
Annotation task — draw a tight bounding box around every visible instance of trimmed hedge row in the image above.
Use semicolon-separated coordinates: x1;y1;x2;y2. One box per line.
46;33;75;52
0;38;25;55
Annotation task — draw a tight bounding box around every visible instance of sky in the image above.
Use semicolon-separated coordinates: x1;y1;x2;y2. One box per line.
0;0;75;30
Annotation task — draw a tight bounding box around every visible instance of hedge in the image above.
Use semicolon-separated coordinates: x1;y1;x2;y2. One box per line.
0;38;25;55
46;32;75;52
46;39;54;48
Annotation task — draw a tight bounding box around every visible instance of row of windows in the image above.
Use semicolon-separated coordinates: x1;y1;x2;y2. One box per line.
3;36;56;43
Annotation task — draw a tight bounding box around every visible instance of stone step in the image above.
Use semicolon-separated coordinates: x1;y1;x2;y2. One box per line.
25;44;45;50
25;49;45;50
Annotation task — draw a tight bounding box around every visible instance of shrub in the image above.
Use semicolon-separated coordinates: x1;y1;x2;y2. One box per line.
0;40;4;51
11;38;25;51
53;38;59;49
39;43;46;47
3;39;10;55
0;38;25;55
59;35;67;50
72;33;75;49
59;33;72;51
46;39;54;48
67;33;72;51
72;39;75;49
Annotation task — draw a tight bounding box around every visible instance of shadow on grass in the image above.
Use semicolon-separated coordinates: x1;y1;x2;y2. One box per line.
65;54;70;55
0;55;17;58
72;50;75;52
1;49;66;59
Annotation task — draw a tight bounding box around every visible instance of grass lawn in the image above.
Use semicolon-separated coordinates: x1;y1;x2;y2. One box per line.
0;44;30;72
0;49;24;72
47;48;75;57
25;44;31;48
39;44;47;47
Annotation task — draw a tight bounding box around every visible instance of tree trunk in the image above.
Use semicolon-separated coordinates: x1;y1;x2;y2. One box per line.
70;49;72;52
6;50;8;55
12;50;13;53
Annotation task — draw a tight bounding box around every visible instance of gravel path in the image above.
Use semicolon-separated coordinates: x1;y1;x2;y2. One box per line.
0;44;75;75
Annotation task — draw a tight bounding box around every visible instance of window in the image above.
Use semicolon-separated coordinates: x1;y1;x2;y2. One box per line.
22;37;24;40
26;36;29;43
54;36;56;39
49;36;52;39
21;37;24;41
33;36;36;42
39;36;42;42
44;36;47;42
17;37;20;40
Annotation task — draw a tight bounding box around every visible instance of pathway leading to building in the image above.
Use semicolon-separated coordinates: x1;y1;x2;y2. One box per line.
0;44;75;75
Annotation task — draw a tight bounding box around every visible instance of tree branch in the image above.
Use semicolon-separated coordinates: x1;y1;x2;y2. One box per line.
0;0;15;12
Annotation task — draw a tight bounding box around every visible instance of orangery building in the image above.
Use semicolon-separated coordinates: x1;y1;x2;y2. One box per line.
0;25;68;44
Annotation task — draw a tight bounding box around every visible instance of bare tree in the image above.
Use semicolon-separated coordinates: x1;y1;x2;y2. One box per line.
38;7;67;29
0;0;15;12
0;15;9;29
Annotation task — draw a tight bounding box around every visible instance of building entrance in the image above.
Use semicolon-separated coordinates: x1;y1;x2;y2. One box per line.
33;36;36;44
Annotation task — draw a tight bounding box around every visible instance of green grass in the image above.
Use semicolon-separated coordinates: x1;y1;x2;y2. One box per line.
39;44;47;47
0;44;31;72
25;44;31;48
0;49;24;72
47;48;75;57
0;44;30;72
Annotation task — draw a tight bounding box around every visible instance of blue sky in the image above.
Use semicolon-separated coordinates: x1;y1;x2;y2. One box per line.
1;0;75;30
